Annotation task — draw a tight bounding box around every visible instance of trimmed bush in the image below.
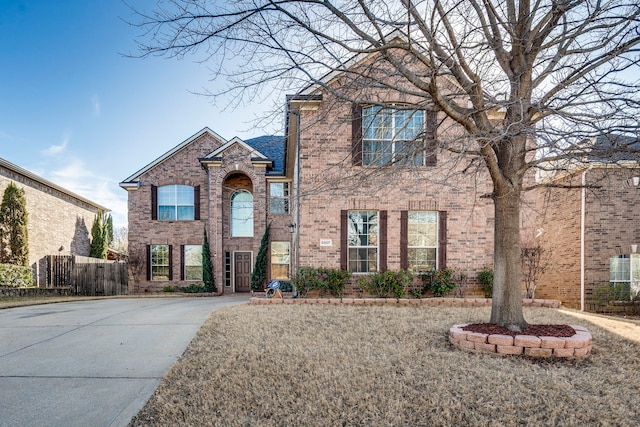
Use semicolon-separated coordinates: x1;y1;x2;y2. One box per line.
359;270;414;298
421;269;456;297
0;263;33;287
291;267;351;297
477;267;494;297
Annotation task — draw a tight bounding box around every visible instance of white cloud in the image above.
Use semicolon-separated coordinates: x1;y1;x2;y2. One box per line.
45;159;128;228
42;132;70;156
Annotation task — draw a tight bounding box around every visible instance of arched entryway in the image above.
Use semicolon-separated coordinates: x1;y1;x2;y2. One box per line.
223;173;254;292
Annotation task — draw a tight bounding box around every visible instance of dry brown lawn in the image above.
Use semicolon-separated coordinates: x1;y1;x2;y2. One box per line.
130;304;640;426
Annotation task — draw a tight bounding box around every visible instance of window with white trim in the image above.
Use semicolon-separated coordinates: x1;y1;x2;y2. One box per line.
407;211;438;272
363;105;425;166
231;190;254;237
183;245;203;281
348;211;378;273
158;185;194;220
270;182;290;214
151;244;170;281
271;241;290;279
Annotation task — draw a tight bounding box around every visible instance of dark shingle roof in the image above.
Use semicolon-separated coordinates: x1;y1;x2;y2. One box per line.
245;135;286;176
586;134;640;162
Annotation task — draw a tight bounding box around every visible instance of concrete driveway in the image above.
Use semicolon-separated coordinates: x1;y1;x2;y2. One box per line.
0;296;248;427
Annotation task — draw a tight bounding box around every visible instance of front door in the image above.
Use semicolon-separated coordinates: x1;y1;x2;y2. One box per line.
234;252;252;292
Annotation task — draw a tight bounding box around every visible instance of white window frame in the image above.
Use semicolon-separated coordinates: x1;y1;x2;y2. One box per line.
151;244;170;281
407;211;438;273
362;105;425;166
183;245;203;281
269;182;290;214
158;185;194;221
231;190;254;237
271;241;291;280
347;210;379;273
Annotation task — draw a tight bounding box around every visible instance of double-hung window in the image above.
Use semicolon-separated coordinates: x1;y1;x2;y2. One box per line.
150;244;170;281
347;211;378;273
183;245;203;281
407;211;438;272
158;185;195;220
271;241;290;279
270;182;289;214
362;105;425;166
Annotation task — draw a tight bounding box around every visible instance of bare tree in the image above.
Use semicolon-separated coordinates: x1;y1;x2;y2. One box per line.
133;0;640;331
521;244;549;299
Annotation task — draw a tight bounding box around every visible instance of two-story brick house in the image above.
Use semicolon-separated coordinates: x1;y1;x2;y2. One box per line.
535;136;640;309
1;157;109;285
121;52;536;294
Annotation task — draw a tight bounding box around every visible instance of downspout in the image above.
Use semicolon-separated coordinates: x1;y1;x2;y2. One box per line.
580;166;592;311
294;111;301;274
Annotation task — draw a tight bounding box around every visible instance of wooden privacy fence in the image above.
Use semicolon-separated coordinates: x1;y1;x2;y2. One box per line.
47;255;128;296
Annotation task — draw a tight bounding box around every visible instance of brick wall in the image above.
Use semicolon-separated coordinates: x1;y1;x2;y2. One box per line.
0;168;99;286
292;88;537;288
125;132;292;293
536;167;640;309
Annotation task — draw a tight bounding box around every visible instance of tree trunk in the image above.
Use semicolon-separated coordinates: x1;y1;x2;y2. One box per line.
490;187;528;331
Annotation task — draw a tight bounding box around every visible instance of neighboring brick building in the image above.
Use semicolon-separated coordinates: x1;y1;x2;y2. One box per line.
0;157;109;285
121;53;538;294
536;164;640;309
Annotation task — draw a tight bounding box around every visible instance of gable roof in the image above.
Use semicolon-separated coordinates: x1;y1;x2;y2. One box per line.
119;127;227;188
245;136;286;176
120;128;287;189
0;157;109;211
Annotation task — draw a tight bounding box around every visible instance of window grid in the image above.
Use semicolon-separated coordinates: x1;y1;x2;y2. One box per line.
271;241;290;279
270;183;290;214
363;105;425;166
158;185;194;221
407;211;438;272
348;211;378;273
151;244;169;281
184;245;203;281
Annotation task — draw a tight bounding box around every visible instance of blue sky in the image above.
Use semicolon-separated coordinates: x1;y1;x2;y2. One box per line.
0;0;281;228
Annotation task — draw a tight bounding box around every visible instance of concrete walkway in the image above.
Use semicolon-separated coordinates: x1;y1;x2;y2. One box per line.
0;296;249;427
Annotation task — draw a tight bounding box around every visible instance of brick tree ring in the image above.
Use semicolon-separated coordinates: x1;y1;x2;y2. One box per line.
449;323;593;359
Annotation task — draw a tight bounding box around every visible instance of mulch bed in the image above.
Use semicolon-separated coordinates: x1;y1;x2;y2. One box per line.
462;323;576;337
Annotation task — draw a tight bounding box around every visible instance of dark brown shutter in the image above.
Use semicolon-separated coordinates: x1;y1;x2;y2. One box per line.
146;245;151;281
352;104;363;166
194;185;201;220
168;245;173;281
379;210;387;272
151;185;158;220
400;211;408;270
438;211;447;269
180;245;185;280
340;210;348;270
425;111;438;166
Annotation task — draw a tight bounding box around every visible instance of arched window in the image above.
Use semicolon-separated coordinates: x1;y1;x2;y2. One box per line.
231;190;253;237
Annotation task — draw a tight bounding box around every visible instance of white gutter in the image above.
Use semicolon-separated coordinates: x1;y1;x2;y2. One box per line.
580;166;592;311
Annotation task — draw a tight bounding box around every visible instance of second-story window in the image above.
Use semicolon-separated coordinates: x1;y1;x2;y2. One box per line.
270;182;290;214
362;105;425;166
158;185;194;221
231;190;254;237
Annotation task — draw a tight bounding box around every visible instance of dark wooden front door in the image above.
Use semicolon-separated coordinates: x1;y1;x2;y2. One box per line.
234;252;252;292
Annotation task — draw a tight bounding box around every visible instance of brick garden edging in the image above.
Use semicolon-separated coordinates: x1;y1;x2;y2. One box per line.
449;324;592;359
249;296;561;308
